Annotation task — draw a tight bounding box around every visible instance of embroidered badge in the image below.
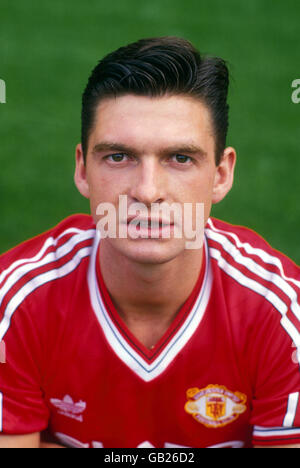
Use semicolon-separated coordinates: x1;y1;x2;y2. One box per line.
184;384;247;428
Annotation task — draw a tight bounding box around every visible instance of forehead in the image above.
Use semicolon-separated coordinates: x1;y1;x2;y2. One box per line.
90;94;215;152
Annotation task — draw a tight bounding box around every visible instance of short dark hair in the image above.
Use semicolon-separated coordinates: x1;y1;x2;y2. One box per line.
81;37;230;164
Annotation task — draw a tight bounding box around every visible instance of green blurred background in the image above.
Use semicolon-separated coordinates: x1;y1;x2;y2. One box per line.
0;0;299;264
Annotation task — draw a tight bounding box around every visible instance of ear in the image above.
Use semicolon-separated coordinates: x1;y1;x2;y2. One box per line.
212;146;236;204
74;143;90;199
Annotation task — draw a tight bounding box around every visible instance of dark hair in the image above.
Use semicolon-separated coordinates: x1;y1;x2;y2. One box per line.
81;37;229;164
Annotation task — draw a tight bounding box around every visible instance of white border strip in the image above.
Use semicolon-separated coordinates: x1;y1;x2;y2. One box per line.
283;392;299;427
253;426;300;438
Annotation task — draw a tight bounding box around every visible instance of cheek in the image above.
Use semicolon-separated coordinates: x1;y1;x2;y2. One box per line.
189;171;215;201
188;173;216;221
88;171;116;200
87;175;125;222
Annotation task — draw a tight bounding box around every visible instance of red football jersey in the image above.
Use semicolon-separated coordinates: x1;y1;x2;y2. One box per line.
0;214;300;448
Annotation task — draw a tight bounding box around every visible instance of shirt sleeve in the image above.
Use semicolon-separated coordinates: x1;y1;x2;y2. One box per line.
0;276;50;434
0;216;93;435
250;302;300;446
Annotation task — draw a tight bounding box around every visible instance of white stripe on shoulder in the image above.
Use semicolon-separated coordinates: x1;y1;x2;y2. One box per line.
207;218;300;289
209;247;300;348
0;228;84;285
0;229;95;312
206;224;300;324
0;245;92;341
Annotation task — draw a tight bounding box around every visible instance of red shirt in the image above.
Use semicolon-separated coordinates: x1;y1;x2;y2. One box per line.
0;214;299;448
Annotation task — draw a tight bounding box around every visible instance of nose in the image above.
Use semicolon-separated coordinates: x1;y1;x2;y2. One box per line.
129;157;166;206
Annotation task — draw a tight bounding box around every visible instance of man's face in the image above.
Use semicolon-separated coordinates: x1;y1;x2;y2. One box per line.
75;94;235;264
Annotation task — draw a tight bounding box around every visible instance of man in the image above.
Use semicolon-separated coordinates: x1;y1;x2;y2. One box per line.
0;37;299;448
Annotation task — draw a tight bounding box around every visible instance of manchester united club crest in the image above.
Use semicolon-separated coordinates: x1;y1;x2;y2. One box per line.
184;384;247;428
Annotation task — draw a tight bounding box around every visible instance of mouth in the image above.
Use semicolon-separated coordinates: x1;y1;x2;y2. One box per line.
126;218;174;228
124;217;176;239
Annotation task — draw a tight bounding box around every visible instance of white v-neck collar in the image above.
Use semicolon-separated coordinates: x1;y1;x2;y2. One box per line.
88;231;213;382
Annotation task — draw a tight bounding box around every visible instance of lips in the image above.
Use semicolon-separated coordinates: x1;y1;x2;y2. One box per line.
126;217;174;228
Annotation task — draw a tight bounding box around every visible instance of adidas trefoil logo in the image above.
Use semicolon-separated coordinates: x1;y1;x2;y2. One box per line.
50;395;87;422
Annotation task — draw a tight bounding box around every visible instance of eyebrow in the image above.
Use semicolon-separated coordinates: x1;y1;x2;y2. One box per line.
92;142;137;154
92;141;207;158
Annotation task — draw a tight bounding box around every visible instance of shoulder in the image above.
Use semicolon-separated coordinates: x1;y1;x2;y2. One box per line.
206;217;300;282
205;219;300;389
0;214;96;333
205;217;300;336
0;214;96;272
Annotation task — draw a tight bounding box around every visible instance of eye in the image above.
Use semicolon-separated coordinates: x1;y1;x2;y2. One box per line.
106;153;128;163
172;154;192;164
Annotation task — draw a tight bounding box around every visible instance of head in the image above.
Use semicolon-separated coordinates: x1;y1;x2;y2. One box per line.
75;37;236;265
81;36;230;165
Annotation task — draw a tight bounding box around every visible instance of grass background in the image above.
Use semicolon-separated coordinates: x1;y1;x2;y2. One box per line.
0;0;299;264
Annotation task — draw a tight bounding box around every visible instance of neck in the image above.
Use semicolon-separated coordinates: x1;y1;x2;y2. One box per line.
99;240;204;326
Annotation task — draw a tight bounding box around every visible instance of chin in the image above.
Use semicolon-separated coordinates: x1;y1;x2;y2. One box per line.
113;238;186;265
